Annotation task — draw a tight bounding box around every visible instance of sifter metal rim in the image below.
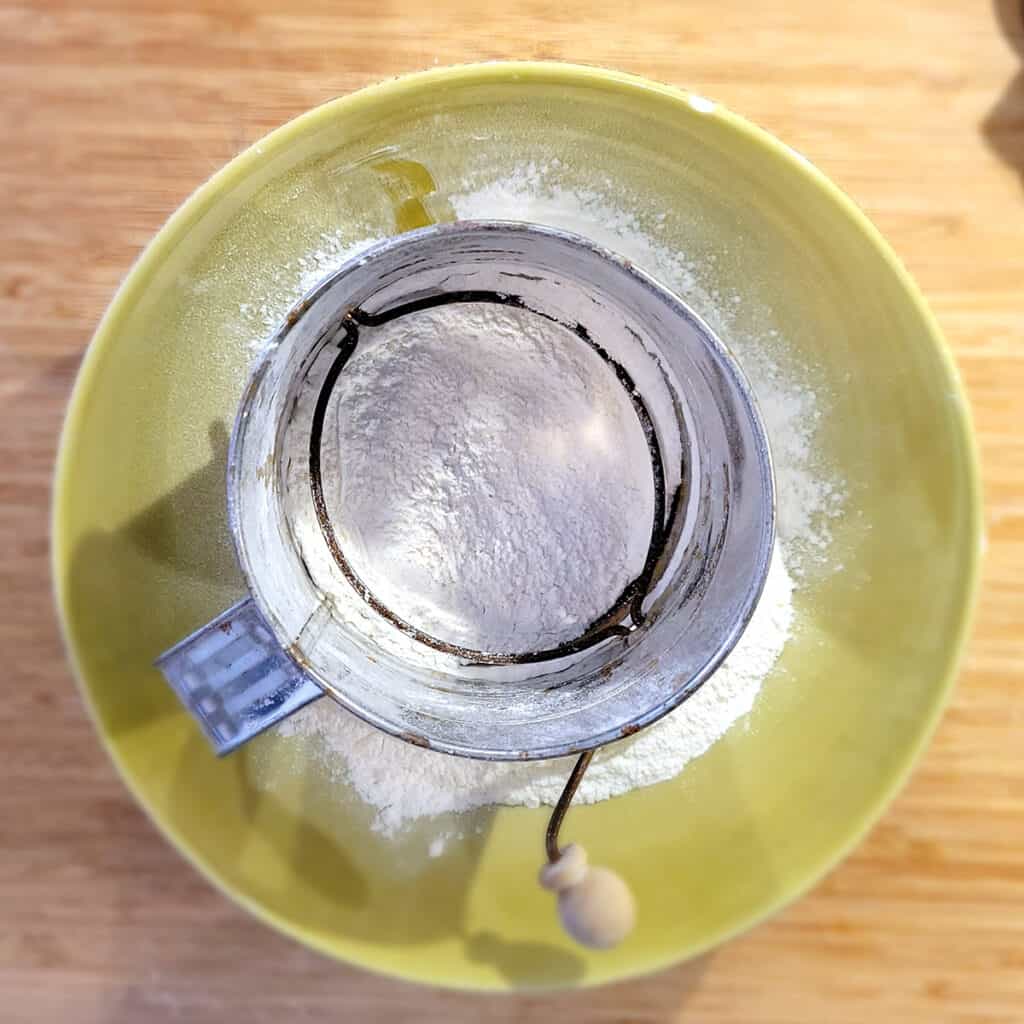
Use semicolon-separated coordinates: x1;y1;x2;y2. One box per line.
225;220;775;761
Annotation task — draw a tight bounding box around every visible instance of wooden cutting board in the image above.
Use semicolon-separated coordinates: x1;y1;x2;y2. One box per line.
2;0;1022;1020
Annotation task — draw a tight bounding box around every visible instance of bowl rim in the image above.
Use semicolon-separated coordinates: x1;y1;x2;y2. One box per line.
51;60;984;992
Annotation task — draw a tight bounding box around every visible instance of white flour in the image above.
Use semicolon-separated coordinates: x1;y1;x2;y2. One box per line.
332;303;654;652
280;547;793;837
264;166;841;840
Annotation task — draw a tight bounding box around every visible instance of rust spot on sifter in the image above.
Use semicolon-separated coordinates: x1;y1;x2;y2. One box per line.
399;731;431;749
284;295;315;328
285;642;310;669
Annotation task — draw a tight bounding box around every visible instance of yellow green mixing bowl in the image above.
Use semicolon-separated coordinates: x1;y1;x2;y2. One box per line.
52;62;981;990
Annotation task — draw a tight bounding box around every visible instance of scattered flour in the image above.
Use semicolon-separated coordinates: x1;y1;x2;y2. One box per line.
428;835;450;858
279;547;793;837
260;165;842;836
240;232;377;345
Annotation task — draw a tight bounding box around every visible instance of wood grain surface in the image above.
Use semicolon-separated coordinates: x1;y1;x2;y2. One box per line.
2;0;1023;1020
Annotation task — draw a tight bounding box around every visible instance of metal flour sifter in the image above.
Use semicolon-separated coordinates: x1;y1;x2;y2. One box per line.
156;221;775;948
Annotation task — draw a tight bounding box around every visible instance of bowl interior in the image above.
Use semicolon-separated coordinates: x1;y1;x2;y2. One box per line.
53;63;979;990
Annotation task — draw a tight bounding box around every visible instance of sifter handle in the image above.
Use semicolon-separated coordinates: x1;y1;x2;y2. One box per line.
539;751;636;948
539;843;636;950
155;597;324;755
